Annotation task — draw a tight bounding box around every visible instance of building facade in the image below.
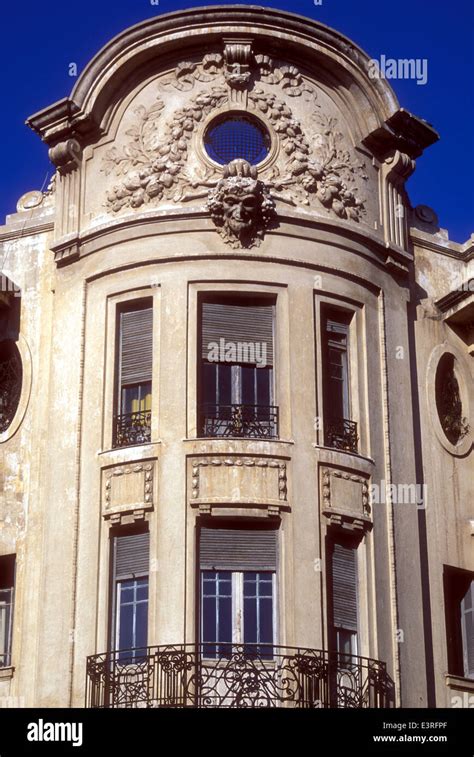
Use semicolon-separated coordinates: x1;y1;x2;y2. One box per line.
0;6;472;709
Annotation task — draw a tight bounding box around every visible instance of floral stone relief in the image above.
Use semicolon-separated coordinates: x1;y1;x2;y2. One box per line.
101;53;368;245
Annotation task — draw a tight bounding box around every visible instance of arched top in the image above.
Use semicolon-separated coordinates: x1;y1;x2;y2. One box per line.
27;5;415;151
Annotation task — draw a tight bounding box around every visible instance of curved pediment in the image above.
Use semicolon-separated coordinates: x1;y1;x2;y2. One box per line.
25;6;438;256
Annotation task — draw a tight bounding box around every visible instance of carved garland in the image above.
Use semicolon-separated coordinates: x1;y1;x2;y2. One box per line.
161;52;315;99
191;458;287;502
103;87;366;222
103;87;228;212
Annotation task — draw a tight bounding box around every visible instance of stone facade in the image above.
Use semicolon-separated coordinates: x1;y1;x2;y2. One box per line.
0;7;472;708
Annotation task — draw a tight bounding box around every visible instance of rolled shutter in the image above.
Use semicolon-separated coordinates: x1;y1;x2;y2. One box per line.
200;526;277;571
461;581;474;678
201;301;274;366
120;305;153;385
114;532;150;580
332;542;358;631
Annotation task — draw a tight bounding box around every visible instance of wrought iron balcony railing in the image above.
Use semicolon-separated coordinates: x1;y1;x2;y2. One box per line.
325;417;358;453
113;410;151;448
199;403;279;439
86;643;394;709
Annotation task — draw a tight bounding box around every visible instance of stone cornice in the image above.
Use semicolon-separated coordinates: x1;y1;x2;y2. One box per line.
50;205;412;280
25;5;402;149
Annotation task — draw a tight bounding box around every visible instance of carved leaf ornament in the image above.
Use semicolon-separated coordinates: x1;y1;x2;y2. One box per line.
102;50;367;245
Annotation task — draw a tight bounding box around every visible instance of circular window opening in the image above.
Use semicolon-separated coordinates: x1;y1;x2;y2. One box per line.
204;115;271;166
0;340;22;434
435;353;469;445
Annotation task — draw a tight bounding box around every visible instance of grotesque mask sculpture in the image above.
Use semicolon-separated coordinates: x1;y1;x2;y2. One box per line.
207;159;275;248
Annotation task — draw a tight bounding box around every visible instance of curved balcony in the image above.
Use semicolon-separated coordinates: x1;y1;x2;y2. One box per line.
86;644;394;708
198;403;279;439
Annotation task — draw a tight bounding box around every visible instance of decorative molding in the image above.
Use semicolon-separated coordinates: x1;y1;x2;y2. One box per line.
321;467;371;532
223;39;253;89
103;462;154;523
161;49;315;99
103;87;228;212
103;86;367;227
261;104;367;219
207;159;276;248
49;140;82;175
190;456;288;516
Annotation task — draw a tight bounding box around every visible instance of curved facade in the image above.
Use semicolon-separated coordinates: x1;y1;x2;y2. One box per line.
0;7;472;709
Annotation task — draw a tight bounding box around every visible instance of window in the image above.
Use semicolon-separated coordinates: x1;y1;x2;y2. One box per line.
327;537;359;659
204;114;271;166
0;555;15;667
199;525;277;658
435;354;468;444
444;567;474;679
114;301;153;447
321;307;357;452
198;296;277;438
110;531;150;661
0;341;22;434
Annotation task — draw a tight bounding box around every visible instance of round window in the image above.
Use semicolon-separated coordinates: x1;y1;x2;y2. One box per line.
204;115;271;166
435;353;468;445
0;341;22;433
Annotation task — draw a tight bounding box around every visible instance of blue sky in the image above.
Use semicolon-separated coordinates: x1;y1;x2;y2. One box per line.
1;0;473;241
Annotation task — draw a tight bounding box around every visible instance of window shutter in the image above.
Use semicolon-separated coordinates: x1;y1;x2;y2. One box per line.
119;305;153;385
461;581;474;678
332;542;358;632
201;301;274;366
114;532;150;580
200;526;277;571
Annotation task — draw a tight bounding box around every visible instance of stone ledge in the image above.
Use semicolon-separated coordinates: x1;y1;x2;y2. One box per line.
0;666;14;681
445;674;474;692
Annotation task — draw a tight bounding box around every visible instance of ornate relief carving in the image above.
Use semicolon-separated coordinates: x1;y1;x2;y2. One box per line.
161;50;315;98
207;159;276;248
103;88;228;212
224;40;253;88
321;467;371;532
49;140;82;175
252;91;367;219
191;457;288;504
102;60;367;228
103;462;154;522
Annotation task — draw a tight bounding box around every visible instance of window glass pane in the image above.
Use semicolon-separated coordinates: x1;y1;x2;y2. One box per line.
217;365;232;405
218;597;232;645
259;597;274;645
202;363;217;405
256;368;271;407
202;596;216;642
135;600;148;649
241;366;256;405
118;601;134;650
244;597;257;644
259;575;273;597
117;577;148;653
121;382;152;415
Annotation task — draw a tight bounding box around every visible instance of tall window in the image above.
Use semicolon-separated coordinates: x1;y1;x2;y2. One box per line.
322;307;357;452
444;567;474;679
198;296;277;438
199;524;277;658
114;301;153;447
110;530;150;660
327;537;359;659
0;555;15;667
